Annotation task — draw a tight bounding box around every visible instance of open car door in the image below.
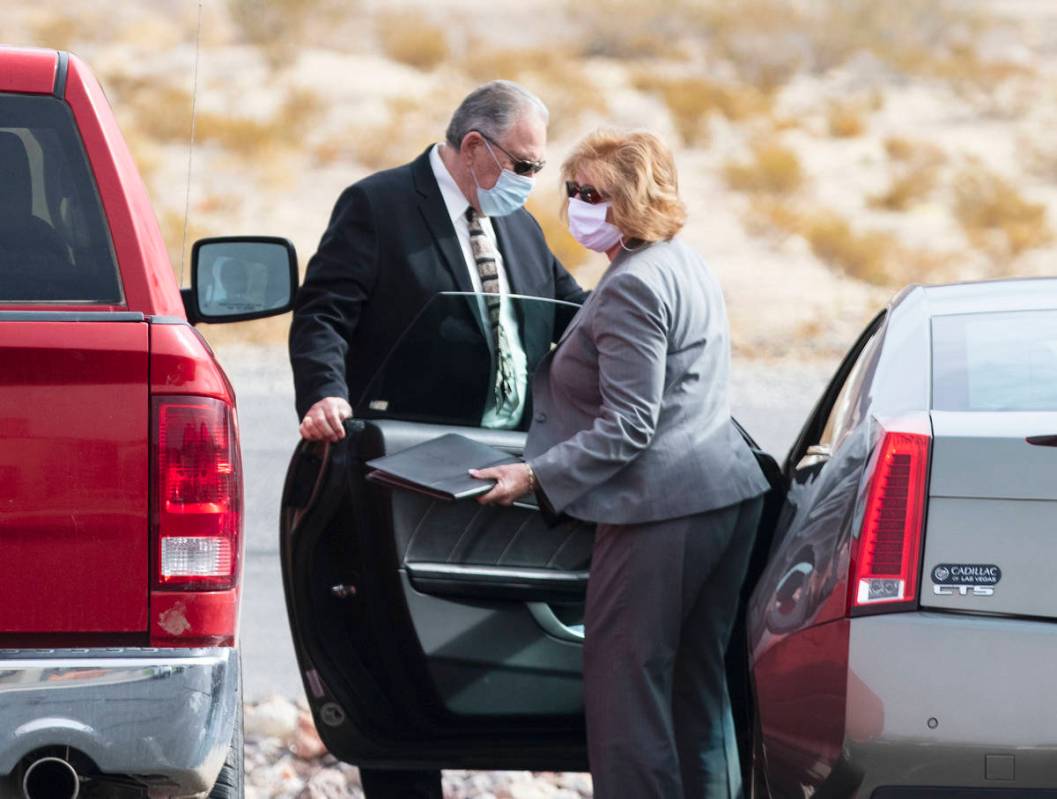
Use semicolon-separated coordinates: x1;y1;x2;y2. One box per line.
279;292;784;774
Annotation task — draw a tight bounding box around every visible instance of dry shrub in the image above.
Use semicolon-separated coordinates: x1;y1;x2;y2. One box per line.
568;0;691;59
377;12;449;71
160;209;217;286
926;42;1034;106
101;73;194;144
526;194;588;272
354;87;469;170
806;1;987;74
227;0;346;70
579;0;1017;103
195;115;276;157
354;98;424;171
460;47;607;139
826;2;1031;108
803;211;898;285
953;166;1052;258
633;73;772;147
29;12;81;51
883;137;945;165
703;0;1024;102
744;196;798;239
196;88;324;160
117;15;192;52
724;140;803;195
884;137;918;162
746;199;950;285
770;115;802;132
462;47;557;83
122;128;163;189
1019;135;1057;182
195;193;241;216
827;100;868;138
312;136;350;167
869;166;940;212
275;88;326;138
870;138;946;212
697;0;806;91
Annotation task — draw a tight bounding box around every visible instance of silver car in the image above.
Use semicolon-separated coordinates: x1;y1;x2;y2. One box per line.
749;277;1057;797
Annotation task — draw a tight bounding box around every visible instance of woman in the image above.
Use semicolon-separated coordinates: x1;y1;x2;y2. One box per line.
471;130;769;798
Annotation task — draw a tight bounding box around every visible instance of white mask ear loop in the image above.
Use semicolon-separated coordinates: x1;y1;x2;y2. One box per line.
620;237;647;252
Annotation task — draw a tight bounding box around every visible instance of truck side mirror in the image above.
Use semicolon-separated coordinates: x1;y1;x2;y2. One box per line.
183;236;298;325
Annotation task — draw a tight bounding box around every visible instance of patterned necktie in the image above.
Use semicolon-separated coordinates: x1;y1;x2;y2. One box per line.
466;207;518;412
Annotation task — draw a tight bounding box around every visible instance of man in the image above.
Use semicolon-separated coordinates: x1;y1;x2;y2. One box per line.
288;81;587;798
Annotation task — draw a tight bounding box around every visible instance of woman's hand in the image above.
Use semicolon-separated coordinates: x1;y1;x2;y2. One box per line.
470;463;534;506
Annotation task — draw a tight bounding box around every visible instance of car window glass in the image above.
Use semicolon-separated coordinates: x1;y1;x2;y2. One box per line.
933;309;1057;411
0;94;122;303
819;329;880;449
357;292;581;429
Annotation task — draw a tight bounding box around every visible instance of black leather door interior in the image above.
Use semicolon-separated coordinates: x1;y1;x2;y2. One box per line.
363;419;594;718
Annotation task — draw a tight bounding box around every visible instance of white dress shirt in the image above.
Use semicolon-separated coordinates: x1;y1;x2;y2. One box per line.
429;144;528;429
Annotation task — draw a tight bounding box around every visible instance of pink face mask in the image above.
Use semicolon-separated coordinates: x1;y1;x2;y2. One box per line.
567;197;622;252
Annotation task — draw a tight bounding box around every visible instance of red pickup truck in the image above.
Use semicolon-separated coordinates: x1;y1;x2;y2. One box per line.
0;47;295;798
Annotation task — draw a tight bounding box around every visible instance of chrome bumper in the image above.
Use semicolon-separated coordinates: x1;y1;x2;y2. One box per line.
0;647;239;795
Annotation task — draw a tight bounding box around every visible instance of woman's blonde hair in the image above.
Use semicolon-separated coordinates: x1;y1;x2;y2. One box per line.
561;129;686;242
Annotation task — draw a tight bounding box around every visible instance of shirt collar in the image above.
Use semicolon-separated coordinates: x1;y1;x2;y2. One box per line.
429;144;471;225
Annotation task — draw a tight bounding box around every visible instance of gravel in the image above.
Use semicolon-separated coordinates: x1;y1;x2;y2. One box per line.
244;696;594;799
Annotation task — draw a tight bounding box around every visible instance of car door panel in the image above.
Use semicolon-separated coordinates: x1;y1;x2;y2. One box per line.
370;418;592;718
281;417;590;771
394;494;594;573
399;572;585;717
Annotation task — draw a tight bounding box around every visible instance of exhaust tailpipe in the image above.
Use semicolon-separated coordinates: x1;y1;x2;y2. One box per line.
22;756;80;799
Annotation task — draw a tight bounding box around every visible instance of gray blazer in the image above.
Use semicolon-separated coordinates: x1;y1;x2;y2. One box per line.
524;237;769;525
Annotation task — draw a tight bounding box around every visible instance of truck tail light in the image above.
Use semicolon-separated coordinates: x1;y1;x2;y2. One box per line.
848;426;930;615
152;396;242;590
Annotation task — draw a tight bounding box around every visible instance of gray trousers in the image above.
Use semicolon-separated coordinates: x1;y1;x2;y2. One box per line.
583;496;764;799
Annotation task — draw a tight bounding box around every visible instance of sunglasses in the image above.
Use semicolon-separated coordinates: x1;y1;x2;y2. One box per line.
475;130;546;176
565;180;607;205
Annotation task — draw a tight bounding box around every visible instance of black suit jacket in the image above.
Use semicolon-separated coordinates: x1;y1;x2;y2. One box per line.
289;147;588;422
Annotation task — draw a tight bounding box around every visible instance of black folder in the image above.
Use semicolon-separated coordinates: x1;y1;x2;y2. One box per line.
365;433;520;501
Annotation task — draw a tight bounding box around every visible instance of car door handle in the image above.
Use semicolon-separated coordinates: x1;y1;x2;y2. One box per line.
795;444;832;471
1027;435;1057;447
527;602;585;643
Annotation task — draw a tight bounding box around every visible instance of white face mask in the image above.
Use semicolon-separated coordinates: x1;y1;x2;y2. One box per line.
567;196;622;252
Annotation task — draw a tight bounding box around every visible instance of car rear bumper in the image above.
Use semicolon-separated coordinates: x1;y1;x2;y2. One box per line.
845;613;1057;795
0;646;239;793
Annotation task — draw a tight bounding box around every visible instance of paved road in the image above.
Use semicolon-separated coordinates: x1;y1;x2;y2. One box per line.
216;342;833;701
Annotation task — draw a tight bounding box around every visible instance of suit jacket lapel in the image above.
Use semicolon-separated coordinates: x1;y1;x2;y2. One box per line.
411;148;475;294
491;215;528;296
410;147;493;348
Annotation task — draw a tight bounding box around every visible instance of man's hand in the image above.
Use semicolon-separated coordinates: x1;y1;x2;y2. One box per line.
470;463;534;506
300;397;353;442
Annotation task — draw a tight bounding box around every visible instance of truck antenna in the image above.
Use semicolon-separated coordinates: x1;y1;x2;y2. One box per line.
179;0;203;288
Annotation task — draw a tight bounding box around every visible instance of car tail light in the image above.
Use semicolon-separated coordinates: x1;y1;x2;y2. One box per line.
152;396;242;590
848;426;930;615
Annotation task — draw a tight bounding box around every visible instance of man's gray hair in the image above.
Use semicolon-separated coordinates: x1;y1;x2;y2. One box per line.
445;80;549;150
